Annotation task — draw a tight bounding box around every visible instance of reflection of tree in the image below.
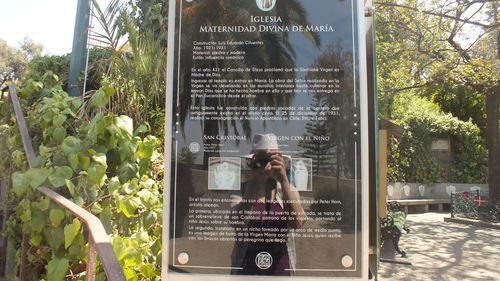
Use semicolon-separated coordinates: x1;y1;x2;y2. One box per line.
298;94;336;176
176;0;320;164
178;147;198;164
305;43;355;181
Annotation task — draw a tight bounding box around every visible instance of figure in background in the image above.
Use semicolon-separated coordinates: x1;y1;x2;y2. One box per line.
230;133;305;275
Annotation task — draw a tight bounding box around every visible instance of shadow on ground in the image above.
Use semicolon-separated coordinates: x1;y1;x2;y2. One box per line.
378;213;500;281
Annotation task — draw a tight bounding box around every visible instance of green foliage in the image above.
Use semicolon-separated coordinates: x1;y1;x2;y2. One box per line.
425;81;486;135
26;54;71;87
46;258;69;281
1;80;163;280
376;0;498;190
134;0;169;44
0;38;43;85
388;94;487;184
26;48;114;93
89;0;167;134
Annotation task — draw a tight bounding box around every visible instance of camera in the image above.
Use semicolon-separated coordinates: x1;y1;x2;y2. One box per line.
250;151;272;169
248;151;291;172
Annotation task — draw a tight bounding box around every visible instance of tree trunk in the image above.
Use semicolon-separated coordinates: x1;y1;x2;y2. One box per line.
486;86;500;200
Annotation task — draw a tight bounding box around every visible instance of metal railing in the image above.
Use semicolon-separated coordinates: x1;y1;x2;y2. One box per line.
450;190;500;223
2;85;126;281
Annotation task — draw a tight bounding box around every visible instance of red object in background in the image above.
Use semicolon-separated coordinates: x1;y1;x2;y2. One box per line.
463;192;469;201
473;195;488;207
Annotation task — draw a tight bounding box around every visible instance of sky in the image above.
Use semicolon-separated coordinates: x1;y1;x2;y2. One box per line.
0;0;109;55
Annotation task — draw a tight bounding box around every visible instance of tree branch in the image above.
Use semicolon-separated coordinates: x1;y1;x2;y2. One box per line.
375;1;500;29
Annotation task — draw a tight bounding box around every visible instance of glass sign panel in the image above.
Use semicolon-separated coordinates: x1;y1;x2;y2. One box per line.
163;0;370;280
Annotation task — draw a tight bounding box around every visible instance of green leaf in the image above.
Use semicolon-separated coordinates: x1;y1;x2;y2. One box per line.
124;268;138;281
49;166;74;187
30;233;43;247
116;115;134;136
19;200;31;222
65;179;76;197
116;196;138;218
91;203;103;214
103;85;116;97
33;156;47;168
49;209;65;227
137;136;157;159
92;153;107;167
79;154;91;171
119;140;136;161
71;98;82;109
143;212;158;229
137;189;154;208
31;210;46;233
67;243;84;260
52;151;68;166
52;114;66;127
52;127;67;143
64;218;81;249
39;145;53;158
87;163;107;186
25;168;49;189
47;257;69;281
90;89;109;108
134;229;150;244
99;207;113;233
32;197;50;211
61;136;81;155
12;150;25;167
45;227;65;250
12;172;28;197
134;124;149;136
118;162;138;183
108;177;121;193
139;264;157;278
68;154;79;171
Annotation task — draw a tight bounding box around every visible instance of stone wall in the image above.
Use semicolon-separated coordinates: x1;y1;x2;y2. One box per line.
387;183;489;200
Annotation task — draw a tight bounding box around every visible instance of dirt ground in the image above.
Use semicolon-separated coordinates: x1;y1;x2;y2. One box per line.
378;213;500;281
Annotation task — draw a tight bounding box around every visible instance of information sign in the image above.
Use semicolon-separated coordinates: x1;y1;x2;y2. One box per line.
163;0;370;280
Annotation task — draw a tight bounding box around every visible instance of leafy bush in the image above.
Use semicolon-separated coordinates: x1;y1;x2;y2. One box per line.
1;78;163;280
388;94;487;184
26;48;114;93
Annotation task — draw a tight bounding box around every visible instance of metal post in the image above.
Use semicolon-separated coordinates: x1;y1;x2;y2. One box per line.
87;234;97;281
68;0;91;97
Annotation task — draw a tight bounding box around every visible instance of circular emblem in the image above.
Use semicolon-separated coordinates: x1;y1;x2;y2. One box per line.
189;142;200;153
255;252;273;270
177;252;190;265
341;255;353;268
256;0;276;12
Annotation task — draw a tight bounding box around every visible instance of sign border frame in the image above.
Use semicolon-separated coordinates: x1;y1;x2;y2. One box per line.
161;0;371;279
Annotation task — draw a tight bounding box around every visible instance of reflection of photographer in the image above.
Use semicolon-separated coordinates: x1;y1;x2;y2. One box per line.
231;133;305;275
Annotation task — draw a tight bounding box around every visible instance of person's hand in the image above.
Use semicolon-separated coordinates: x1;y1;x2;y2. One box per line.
265;151;289;184
229;194;243;208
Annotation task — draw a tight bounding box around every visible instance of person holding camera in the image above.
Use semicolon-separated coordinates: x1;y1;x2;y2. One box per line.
230;133;305;275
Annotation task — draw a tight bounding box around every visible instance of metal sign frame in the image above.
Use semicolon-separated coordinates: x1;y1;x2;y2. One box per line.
162;0;371;280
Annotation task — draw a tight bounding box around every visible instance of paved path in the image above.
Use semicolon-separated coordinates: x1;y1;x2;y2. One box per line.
378;213;500;281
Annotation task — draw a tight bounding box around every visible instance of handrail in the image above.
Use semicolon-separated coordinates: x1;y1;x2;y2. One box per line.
3;85;126;281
